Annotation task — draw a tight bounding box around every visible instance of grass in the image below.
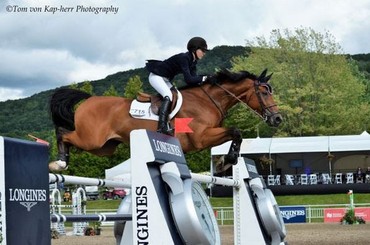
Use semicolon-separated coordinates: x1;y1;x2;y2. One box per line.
62;199;123;209
275;193;370;206
77;193;370;210
59;193;369;226
210;193;370;207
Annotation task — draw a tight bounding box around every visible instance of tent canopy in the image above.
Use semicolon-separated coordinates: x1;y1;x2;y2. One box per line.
211;131;370;156
105;159;131;180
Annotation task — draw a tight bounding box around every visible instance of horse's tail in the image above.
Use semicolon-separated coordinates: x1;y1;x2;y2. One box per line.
49;88;92;131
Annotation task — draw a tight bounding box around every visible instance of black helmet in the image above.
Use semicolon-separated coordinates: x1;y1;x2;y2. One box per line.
187;37;208;52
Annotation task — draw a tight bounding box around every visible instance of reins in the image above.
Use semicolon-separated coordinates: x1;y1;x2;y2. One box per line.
201;81;277;121
214;82;265;120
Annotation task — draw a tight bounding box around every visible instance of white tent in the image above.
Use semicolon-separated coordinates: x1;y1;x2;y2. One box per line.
211;131;370;155
105;159;131;190
211;131;370;176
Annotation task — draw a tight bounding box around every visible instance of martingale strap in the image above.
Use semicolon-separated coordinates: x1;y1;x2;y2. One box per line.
200;86;226;119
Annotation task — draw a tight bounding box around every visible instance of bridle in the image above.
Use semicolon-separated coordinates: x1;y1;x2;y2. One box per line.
252;80;279;121
200;79;278;121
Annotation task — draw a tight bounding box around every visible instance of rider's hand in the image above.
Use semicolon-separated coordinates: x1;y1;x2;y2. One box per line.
206;75;217;84
198;76;208;85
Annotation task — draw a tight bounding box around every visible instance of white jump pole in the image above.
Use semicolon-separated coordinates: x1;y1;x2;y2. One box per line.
51;168;238;188
50;188;66;235
190;173;240;187
72;187;87;236
49;174;131;189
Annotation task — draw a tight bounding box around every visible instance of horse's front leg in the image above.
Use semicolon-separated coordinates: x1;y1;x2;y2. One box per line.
49;127;70;172
224;127;242;165
190;127;242;165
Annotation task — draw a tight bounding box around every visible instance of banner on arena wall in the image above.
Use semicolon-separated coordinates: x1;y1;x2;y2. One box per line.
280;206;306;223
324;207;370;223
0;137;50;245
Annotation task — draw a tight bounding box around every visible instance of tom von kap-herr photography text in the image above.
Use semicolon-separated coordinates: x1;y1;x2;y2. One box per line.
5;4;119;14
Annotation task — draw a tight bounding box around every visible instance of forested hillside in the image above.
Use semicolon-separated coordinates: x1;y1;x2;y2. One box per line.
1;45;370;139
1;41;370;178
0;45;247;138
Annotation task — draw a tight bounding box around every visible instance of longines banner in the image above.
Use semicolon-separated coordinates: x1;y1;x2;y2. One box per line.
0;137;50;245
324;208;370;223
279;206;306;223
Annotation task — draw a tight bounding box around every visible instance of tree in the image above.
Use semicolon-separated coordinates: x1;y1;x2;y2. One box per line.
124;75;143;99
103;85;119;96
232;28;370;136
79;81;94;95
70;80;94;94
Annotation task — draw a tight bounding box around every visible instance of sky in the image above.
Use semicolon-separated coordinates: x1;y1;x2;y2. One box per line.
1;0;370;102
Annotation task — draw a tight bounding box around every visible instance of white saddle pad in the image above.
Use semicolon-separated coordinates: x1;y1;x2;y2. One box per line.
129;92;183;121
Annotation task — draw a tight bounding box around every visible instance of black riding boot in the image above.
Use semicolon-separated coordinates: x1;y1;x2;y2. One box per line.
157;96;173;135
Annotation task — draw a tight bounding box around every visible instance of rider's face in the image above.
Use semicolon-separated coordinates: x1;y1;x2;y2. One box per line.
195;48;206;60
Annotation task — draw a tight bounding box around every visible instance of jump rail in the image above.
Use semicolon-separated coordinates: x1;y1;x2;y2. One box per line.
51;213;132;223
50;172;239;188
49;173;131;188
190;173;240;187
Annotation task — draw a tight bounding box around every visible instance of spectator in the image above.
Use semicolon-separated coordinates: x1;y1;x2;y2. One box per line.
356;167;363;183
365;167;370;183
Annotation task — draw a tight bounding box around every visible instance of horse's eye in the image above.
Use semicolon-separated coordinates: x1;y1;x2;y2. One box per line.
262;84;273;94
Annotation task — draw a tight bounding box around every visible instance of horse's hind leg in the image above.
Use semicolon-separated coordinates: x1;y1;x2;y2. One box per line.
49;127;71;172
224;128;242;165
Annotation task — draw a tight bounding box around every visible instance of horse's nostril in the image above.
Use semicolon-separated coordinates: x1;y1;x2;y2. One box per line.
269;114;282;127
275;115;283;125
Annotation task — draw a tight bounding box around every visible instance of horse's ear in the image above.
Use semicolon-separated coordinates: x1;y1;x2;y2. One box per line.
264;73;273;83
258;69;268;80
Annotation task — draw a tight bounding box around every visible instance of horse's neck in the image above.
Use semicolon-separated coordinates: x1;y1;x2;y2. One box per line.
179;80;254;117
210;80;254;110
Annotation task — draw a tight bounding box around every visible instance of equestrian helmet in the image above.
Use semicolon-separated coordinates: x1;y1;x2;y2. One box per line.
187;37;208;52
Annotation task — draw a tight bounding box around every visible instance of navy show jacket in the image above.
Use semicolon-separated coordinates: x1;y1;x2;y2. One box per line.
146;51;204;85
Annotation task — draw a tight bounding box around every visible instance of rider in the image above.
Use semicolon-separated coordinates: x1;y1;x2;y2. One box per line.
146;36;209;135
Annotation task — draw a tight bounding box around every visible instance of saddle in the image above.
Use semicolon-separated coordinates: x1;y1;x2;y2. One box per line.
136;89;178;115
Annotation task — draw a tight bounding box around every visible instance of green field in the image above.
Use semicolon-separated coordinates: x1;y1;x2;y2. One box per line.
77;193;370;210
57;193;370;226
211;193;370;207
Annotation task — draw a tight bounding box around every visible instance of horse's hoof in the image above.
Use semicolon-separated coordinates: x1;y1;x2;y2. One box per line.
49;160;68;172
157;127;174;136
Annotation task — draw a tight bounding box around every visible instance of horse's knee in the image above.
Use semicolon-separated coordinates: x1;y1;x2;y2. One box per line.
225;153;238;165
227;128;242;149
228;127;242;141
225;128;242;165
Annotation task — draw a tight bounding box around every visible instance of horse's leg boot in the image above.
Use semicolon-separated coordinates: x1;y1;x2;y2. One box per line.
157;96;173;135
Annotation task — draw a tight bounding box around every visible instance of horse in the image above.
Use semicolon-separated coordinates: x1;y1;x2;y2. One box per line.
48;69;282;171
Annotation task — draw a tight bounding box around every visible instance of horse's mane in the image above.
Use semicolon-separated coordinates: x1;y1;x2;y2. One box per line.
211;69;257;83
179;69;257;90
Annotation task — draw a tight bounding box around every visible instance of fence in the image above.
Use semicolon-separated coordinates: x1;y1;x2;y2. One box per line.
56;204;370;226
213;203;370;225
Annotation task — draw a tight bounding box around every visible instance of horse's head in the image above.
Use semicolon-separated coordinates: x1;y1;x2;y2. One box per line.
248;69;282;127
195;68;282;127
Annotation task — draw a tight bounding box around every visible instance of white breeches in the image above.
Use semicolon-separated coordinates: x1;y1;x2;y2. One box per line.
149;73;173;101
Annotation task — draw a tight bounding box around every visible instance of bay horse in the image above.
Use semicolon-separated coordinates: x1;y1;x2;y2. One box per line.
49;69;282;171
